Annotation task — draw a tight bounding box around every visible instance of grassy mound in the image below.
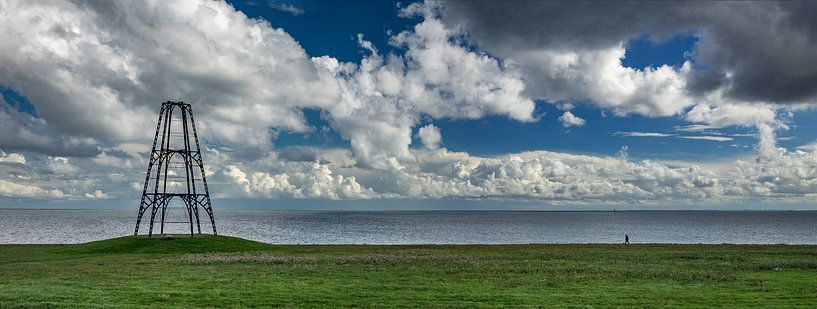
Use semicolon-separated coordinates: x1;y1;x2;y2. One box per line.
61;234;272;255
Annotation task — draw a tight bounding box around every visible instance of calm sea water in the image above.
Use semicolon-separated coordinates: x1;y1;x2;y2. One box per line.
1;209;816;244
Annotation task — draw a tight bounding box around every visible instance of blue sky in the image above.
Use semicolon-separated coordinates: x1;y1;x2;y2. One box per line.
2;0;817;209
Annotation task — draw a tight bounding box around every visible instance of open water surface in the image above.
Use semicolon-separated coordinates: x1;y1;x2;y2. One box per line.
1;209;816;244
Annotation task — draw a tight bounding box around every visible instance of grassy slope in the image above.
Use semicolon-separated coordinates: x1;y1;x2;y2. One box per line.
2;235;817;307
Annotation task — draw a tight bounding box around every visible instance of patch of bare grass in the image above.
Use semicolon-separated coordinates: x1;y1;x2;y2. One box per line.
751;259;817;271
178;252;318;265
331;252;473;265
176;251;475;266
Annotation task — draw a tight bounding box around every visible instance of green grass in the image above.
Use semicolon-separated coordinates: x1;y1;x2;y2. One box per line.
2;235;817;307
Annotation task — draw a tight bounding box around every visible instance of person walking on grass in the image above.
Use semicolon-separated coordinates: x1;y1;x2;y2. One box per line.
624;234;629;245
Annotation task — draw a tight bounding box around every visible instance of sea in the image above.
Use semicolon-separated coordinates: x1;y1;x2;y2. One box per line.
1;209;816;245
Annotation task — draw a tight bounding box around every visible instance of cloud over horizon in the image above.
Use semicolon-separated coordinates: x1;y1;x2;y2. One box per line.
1;0;817;208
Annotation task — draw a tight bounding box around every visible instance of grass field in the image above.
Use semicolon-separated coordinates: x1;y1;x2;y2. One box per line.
2;235;817;307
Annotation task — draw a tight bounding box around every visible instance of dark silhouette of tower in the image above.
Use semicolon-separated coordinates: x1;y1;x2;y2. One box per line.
134;101;216;236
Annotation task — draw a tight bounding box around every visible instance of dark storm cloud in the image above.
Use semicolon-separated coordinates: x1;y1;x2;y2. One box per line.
693;1;817;103
278;146;319;162
0;103;101;157
442;1;710;51
441;1;817;105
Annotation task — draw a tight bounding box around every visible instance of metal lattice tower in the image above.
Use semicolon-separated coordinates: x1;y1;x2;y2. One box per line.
134;101;216;237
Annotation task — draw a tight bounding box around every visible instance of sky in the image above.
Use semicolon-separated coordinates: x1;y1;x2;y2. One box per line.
2;0;817;210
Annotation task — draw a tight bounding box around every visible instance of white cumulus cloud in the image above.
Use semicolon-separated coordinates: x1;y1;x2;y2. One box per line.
84;190;109;199
0;0;339;156
558;111;586;127
0;149;26;164
0;179;65;199
223;163;375;199
417;124;442;150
